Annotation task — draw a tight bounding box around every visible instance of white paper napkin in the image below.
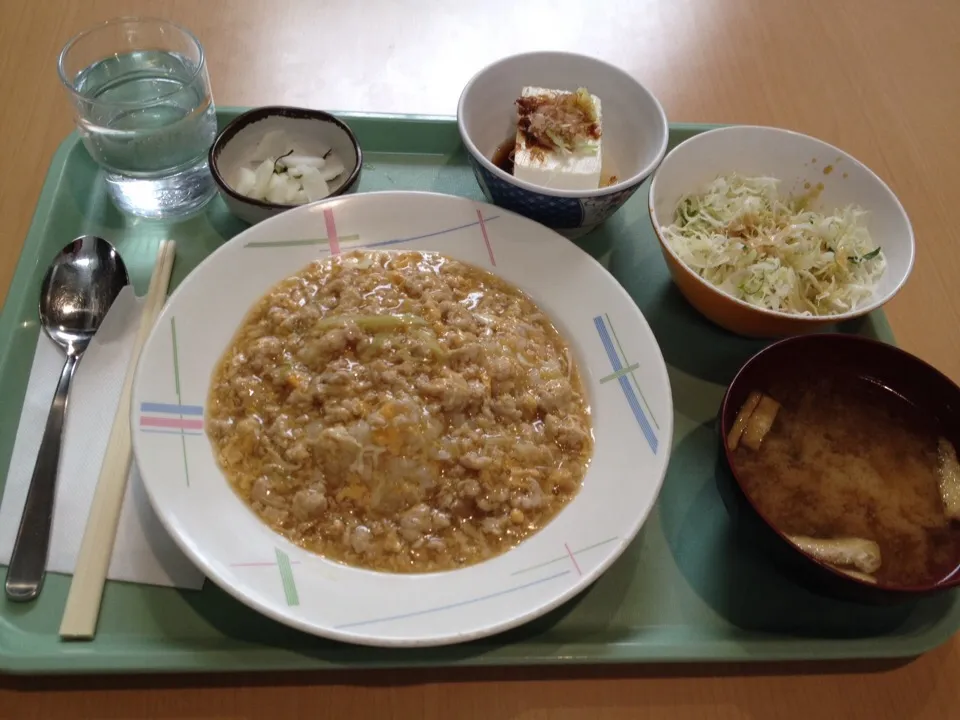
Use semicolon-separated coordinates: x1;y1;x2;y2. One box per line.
0;287;205;589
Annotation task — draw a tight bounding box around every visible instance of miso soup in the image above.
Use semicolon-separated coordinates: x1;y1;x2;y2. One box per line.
729;375;960;587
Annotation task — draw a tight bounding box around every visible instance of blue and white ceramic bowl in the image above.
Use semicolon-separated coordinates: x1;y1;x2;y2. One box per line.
457;52;669;239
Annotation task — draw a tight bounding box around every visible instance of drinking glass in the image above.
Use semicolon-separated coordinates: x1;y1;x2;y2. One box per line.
58;17;218;218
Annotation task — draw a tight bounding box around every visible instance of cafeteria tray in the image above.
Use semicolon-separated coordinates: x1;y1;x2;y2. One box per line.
0;109;957;674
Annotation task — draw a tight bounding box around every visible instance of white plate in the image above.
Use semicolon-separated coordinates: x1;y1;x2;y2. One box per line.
131;191;673;647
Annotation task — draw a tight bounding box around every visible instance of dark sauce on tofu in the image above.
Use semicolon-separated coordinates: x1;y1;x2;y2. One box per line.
492;137;516;175
731;375;960;587
490;135;618;187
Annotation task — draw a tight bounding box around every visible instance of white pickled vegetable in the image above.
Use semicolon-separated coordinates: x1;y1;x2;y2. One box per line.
266;172;290;204
251;159;274;199
286;176;303;204
279;155;326;170
253;130;289;160
319;155;346;181
300;166;330;202
228;128;347;206
232;167;256;196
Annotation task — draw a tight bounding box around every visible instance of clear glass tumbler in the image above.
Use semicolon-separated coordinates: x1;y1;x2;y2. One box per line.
57;17;218;218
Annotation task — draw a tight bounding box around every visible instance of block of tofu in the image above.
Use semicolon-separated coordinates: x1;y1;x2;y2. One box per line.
513;86;602;192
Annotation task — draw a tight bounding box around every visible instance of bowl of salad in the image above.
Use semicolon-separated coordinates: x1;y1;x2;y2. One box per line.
648;126;914;337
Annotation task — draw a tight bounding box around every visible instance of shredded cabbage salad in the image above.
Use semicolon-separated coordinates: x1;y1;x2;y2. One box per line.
662;174;885;316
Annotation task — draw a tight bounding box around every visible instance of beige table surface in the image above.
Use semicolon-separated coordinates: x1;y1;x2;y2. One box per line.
2;0;960;717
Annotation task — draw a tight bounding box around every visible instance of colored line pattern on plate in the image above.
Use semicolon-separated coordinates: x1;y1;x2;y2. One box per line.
335;570;571;630
511;536;619;576
593;315;659;454
346;215;502;254
603;313;660;431
244;235;360;249
141;416;203;430
323;207;340;255
170;317;191;487
140;428;204;437
564;543;583;576
476;208;496;266
242;216;501;253
275;548;300;606
599;362;640;384
141;402;204;416
229;551;301;607
139;403;205;436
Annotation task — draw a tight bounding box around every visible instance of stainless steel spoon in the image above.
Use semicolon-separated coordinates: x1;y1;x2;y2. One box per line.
5;236;128;602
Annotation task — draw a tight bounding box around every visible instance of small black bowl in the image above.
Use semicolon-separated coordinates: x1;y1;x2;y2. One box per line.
209;106;363;225
718;334;960;605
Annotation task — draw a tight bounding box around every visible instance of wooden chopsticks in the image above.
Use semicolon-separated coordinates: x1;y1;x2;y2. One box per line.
59;240;177;639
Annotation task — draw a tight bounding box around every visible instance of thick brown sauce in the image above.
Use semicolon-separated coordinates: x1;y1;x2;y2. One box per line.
732;375;960;587
492;137;516;175
206;251;593;573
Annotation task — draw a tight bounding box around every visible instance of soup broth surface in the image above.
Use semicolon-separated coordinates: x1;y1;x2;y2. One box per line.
732;375;960;587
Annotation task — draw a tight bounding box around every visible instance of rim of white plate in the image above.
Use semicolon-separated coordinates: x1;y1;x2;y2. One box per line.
130;191;674;647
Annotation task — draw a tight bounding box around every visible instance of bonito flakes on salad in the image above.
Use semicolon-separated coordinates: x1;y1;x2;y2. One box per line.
662;173;885;316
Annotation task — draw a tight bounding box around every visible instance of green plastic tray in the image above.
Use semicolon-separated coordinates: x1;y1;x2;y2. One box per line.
0;110;957;674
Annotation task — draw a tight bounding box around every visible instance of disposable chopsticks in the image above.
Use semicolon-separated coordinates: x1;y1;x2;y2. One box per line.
59;240;177;639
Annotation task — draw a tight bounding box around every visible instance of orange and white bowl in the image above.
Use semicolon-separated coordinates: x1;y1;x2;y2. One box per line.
648;126;915;338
